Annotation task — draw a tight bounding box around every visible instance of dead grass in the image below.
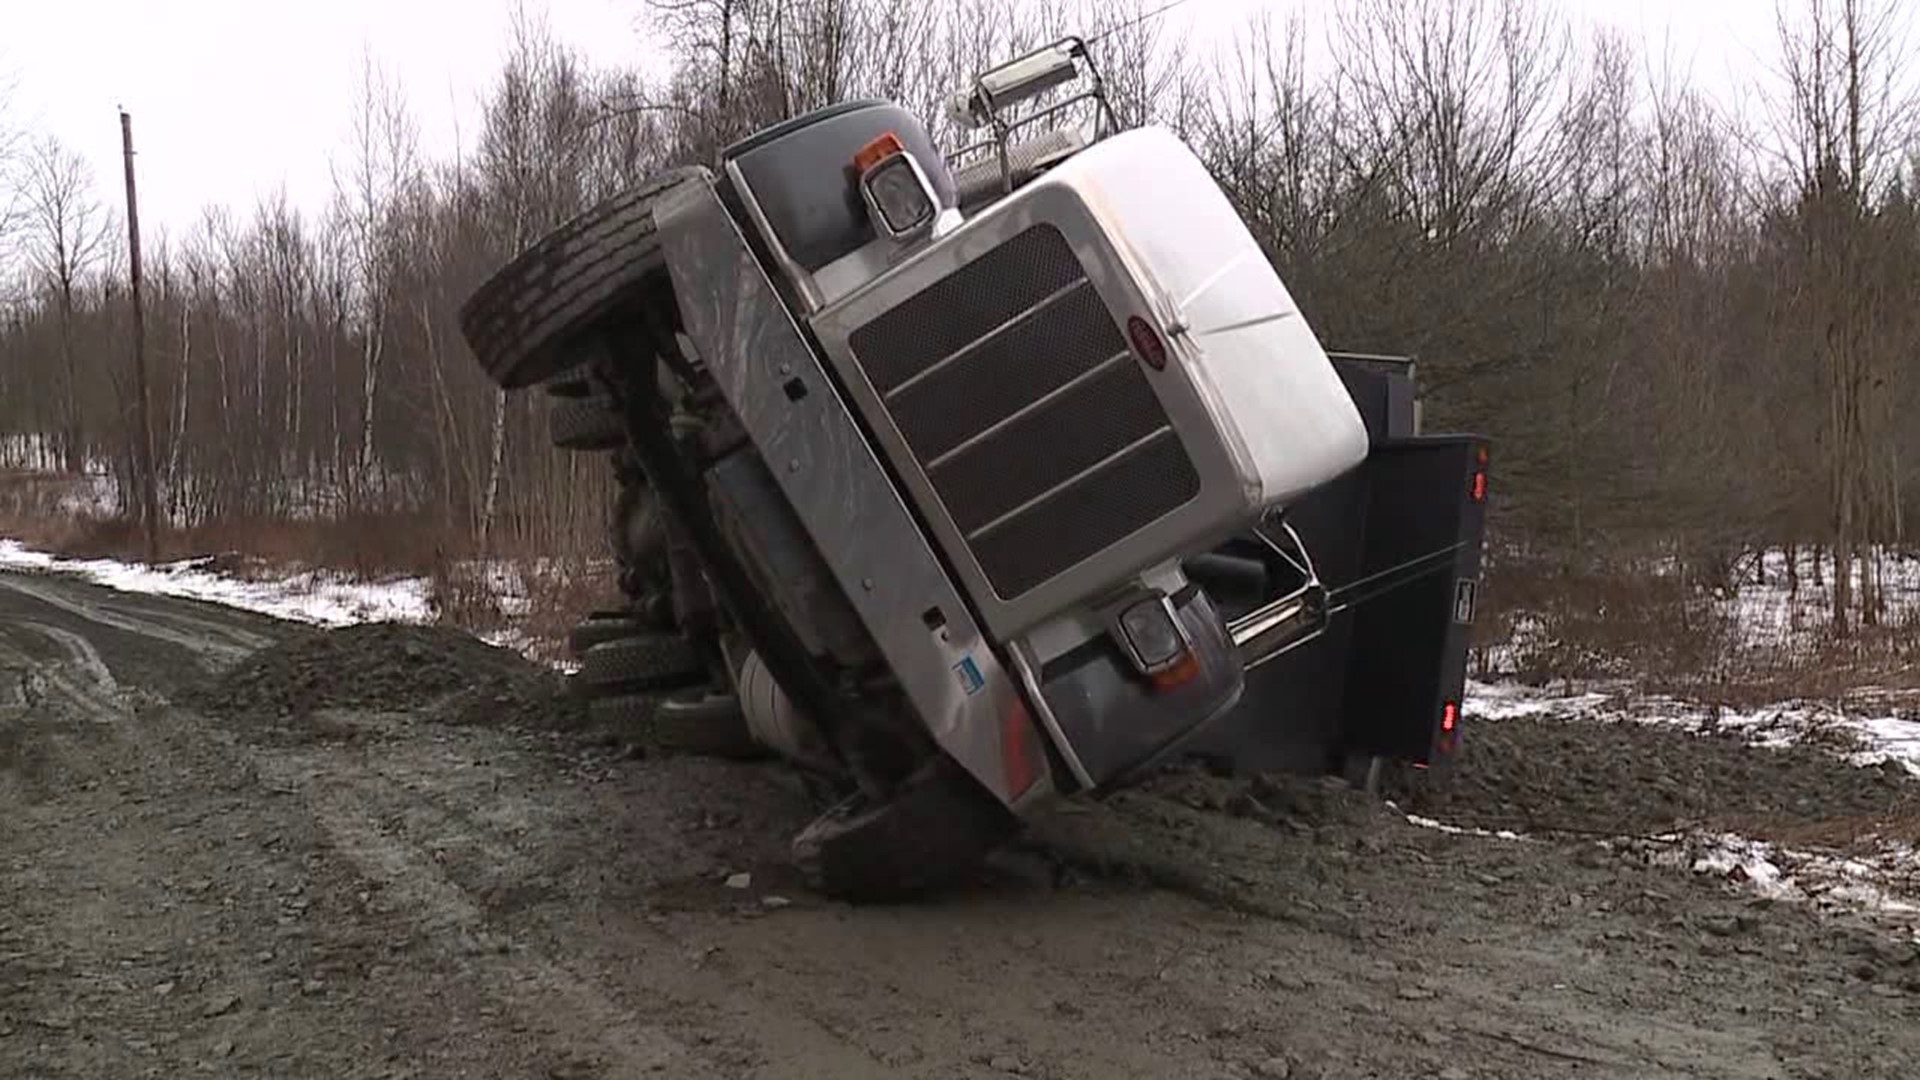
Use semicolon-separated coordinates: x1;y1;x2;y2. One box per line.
423;552;619;661
1478;559;1739;682
515;562;623;663
1476;555;1920;708
0;468;617;659
0;507;460;579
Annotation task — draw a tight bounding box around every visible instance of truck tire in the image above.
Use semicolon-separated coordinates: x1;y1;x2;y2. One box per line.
589;690;763;759
792;758;1019;902
458;166;707;391
568;611;649;657
577;632;704;691
544;363;596;399
551;395;626;452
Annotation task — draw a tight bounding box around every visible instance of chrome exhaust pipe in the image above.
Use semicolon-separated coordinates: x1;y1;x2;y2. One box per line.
1227;584;1328;670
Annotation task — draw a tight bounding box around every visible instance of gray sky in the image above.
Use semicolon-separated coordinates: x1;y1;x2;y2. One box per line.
4;0;1791;244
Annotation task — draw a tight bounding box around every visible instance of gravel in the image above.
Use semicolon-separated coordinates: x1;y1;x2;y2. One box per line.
177;621;587;731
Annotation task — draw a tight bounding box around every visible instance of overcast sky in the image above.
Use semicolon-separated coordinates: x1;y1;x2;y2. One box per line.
4;0;1796;244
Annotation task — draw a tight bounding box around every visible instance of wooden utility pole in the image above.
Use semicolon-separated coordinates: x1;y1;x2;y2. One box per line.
120;108;160;563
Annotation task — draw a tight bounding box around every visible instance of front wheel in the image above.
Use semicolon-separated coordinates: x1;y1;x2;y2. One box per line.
458;167;706;390
792;756;1020;902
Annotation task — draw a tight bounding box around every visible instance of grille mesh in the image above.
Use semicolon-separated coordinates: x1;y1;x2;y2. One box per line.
971;433;1200;598
847;224;1201;600
886;285;1123;462
857;227;1085;394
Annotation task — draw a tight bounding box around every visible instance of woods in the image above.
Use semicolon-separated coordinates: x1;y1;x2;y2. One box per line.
0;0;1917;634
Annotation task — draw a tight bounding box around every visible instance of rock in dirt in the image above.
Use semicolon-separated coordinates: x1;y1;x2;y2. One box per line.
176;622;586;731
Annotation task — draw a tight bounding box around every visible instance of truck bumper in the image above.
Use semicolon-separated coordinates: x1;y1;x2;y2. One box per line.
1025;586;1244;793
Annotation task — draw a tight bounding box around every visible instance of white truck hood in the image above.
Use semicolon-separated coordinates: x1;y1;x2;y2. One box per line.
1041;125;1370;510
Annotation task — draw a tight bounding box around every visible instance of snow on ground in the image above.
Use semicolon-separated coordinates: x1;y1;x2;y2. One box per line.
1464;678;1920;774
1394;800;1920;936
0;539;435;627
1727;548;1920;650
1458;549;1920;934
1457;673;1920;936
1640;832;1920;934
0;538;583;663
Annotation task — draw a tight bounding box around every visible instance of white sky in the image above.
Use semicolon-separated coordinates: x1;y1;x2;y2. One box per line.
3;0;1793;244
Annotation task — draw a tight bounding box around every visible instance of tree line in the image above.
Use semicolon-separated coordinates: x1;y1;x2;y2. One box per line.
0;0;1916;630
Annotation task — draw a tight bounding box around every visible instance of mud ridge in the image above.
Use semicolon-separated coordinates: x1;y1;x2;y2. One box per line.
1388;713;1920;841
174;621;589;732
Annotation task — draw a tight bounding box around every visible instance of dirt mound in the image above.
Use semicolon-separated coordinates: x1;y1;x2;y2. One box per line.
179;621;585;729
1391;714;1920;840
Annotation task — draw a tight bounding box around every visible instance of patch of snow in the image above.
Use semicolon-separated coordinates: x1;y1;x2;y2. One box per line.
1665;833;1798;901
1396;809;1527;842
1846;715;1920;774
1463;677;1920;776
0;541;55;572
1402;811;1920;936
0;539;433;627
1463;678;1619;720
1638;832;1920;934
0;537;580;670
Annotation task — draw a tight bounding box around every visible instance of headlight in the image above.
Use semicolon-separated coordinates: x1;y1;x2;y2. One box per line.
853;133;937;241
865;157;935;235
1112;593;1199;690
1119;597;1187;671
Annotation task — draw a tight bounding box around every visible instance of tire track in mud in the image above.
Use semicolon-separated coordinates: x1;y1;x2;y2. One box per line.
0;576;721;1077
244;742;730;1078
0;573;259;669
5;570;1918;1078
22;621;119;695
0;623;127;722
239;733;929;1078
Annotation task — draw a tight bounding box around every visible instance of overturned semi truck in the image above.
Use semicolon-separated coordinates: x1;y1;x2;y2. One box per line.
457;38;1491;899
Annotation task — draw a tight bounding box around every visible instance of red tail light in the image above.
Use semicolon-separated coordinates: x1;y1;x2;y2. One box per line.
1001;696;1041;798
1441;700;1458;733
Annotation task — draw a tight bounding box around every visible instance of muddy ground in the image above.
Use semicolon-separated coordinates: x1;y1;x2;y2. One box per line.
3;568;1918;1079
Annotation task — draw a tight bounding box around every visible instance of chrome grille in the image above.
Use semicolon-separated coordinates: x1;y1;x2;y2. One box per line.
847;224;1201;599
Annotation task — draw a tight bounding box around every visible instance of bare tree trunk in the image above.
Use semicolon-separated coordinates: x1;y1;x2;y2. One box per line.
169;302;190;522
479;389;508;547
56;276;80;473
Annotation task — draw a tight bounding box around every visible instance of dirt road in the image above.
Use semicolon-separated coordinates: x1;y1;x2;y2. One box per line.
3;567;1917;1079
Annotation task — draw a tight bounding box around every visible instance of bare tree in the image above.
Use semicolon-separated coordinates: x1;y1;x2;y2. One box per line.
20;135;111;471
330;47;421;498
0;70;26;257
1759;0;1920;631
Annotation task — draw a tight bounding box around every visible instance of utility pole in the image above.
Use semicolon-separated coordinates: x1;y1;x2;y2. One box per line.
120;107;160;563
